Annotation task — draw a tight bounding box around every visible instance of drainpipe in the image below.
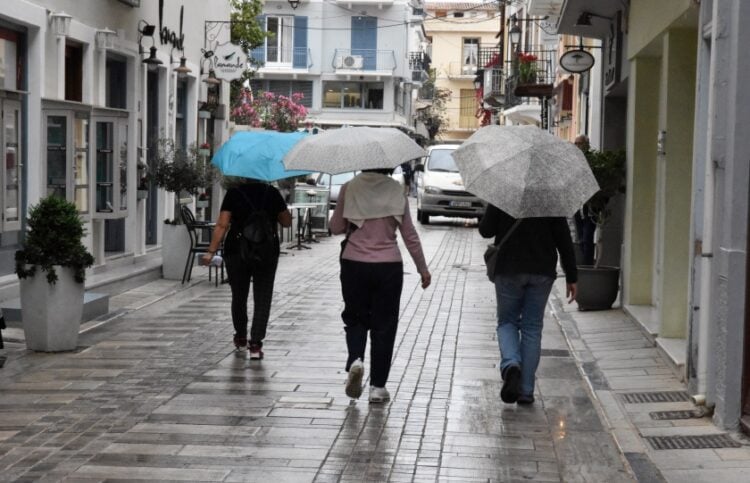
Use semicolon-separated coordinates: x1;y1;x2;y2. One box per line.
695;16;719;401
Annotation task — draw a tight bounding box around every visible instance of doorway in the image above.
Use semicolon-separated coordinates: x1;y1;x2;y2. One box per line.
145;71;159;245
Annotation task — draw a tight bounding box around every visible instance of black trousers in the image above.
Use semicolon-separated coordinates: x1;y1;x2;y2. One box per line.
340;259;403;388
225;254;278;346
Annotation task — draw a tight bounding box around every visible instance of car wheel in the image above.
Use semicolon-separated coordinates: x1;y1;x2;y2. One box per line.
418;211;430;225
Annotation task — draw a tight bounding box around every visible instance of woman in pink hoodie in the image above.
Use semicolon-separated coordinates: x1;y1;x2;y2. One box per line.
330;169;431;403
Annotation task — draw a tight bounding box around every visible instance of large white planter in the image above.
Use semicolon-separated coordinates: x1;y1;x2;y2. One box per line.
20;266;84;352
162;223;191;280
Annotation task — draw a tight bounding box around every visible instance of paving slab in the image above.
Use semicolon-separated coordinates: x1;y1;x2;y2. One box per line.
0;212;635;482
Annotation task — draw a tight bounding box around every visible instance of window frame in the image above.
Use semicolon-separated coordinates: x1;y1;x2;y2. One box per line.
322;81;384;110
265;15;295;66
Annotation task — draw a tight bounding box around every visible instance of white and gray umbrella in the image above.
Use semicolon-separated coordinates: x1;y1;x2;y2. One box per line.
283;126;426;174
451;125;599;218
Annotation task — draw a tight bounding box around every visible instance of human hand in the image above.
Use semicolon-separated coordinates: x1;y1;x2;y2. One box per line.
421;271;432;289
200;253;213;266
566;283;577;303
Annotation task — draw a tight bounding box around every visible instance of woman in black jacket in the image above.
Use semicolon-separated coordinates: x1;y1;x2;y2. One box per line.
479;205;577;405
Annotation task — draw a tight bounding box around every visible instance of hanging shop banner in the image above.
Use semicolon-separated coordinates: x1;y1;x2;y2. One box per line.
213;43;247;81
559;49;595;74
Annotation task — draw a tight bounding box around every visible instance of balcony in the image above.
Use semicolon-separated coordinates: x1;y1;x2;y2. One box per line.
482;68;505;107
409;52;431;83
249;46;312;70
448;61;479;79
332;49;396;74
507;49;556;98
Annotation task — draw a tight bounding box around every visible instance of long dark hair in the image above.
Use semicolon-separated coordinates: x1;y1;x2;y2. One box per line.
362;168;394;175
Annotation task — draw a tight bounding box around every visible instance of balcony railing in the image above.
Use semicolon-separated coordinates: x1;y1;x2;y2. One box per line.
506;49;556;98
249;46;312;69
482;68;505;107
478;45;502;69
448;61;479;78
332;49;396;72
409;51;431;83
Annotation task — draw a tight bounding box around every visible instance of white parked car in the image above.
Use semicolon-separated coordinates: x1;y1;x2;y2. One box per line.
415;145;486;224
315;171;358;209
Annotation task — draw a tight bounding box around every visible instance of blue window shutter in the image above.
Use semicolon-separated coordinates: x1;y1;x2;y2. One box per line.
351;16;377;70
293;16;308;68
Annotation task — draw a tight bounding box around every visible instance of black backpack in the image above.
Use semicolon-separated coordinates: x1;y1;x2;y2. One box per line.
237;187;277;266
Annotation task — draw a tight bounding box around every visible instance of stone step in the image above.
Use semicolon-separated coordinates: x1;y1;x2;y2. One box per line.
1;291;109;326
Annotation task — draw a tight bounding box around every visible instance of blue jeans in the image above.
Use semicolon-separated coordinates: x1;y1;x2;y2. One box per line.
495;273;555;397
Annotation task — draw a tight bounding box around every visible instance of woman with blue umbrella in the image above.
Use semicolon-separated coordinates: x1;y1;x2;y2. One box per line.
201;131;309;359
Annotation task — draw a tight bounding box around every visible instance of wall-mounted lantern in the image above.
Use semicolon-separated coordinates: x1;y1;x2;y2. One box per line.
95;28;117;51
49;11;72;37
288;0;301;9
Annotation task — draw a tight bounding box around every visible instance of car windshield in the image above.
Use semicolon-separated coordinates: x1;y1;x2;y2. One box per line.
428;149;459;172
318;171;357;187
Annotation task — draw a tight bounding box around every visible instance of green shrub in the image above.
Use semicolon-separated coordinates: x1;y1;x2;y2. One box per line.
15;196;95;284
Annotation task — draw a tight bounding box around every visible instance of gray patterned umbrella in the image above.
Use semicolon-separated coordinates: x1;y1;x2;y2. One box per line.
283;126;426;174
451;125;599;218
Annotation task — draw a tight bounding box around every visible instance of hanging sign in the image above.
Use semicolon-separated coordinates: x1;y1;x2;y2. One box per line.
559;49;595;73
213;43;247;81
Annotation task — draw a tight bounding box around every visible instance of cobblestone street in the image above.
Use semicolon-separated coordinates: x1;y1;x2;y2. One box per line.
0;217;633;482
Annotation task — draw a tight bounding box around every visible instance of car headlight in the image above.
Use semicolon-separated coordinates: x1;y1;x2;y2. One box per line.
424;186;442;194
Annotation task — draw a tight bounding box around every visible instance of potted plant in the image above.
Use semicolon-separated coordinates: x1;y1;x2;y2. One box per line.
151;138;215;279
198;142;211;157
15;196;95;351
576;148;626;310
517;52;538;84
137;175;149;200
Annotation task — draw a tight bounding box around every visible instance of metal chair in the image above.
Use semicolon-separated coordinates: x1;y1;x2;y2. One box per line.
180;206;224;285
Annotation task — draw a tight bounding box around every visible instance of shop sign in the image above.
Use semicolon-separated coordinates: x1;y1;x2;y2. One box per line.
559;49;595;74
213;43;248;81
158;0;185;51
604;11;623;92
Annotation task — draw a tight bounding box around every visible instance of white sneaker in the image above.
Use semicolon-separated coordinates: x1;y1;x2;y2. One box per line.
345;359;364;399
369;386;390;403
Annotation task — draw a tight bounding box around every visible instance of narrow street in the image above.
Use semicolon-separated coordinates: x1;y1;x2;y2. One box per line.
0;215;632;482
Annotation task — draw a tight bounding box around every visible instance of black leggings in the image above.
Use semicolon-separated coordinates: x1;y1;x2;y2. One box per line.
340;259;403;388
225;254;278;346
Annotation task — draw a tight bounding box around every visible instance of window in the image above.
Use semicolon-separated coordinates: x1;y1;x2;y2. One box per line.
462;38;479;74
323;82;383;109
175;79;188;150
248;79;313;108
45;111;91;214
453;12;464;18
435;10;447;18
459;89;477;129
65;42;83;102
94;117;128;215
0;28;22;91
1;100;22;230
266;16;294;64
106;55;127;109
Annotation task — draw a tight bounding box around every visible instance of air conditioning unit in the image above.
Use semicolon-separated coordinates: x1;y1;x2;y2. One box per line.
337;55;364;69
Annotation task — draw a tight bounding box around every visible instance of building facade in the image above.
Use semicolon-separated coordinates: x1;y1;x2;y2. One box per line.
249;0;429;134
0;0;231;297
552;0;750;432
424;0;499;142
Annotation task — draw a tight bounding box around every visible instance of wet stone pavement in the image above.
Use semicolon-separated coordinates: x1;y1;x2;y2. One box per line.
0;213;634;482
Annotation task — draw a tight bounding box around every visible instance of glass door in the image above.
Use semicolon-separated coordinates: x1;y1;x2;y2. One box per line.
95;120;114;212
94;116;128;217
2;99;21;231
44;111;91;215
73;115;90;214
45;114;68;199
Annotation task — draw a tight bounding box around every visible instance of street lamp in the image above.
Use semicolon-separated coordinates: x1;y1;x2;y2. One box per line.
143;46;163;71
174;56;192;77
203;69;221;86
508;15;522;47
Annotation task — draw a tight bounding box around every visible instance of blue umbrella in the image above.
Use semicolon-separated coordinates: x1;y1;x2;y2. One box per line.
211;130;312;181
